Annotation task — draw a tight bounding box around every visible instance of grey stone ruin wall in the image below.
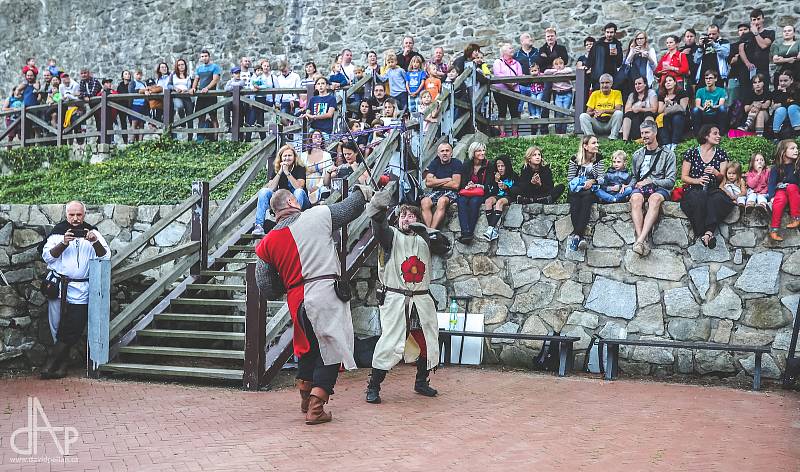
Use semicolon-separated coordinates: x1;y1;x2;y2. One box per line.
2;0;798;95
349;202;799;383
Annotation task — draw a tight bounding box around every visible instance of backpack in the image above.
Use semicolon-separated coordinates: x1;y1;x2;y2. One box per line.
533;331;561;372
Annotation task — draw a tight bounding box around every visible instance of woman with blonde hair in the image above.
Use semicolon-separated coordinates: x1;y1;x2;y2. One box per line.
456;141;492;243
253;144;308;235
516;146;565;204
491;42;523;137
566;135;605;250
624;30;658;90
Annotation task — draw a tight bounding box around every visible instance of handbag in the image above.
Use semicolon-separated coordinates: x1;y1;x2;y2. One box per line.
458;186;485;198
40;271;61;300
671;184;689;202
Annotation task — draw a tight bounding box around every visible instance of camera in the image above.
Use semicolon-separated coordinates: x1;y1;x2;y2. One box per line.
69;228;88;238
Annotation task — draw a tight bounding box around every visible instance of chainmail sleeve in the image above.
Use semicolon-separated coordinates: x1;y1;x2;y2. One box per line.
329;189;368;231
255;259;285;300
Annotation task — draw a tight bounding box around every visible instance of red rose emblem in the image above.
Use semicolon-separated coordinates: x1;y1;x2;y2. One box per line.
401;256;426;283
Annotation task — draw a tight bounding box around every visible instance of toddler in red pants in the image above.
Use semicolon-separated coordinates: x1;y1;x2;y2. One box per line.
768;139;800;241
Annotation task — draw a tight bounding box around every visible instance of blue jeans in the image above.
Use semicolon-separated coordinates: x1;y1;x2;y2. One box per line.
691;105;729;135
553;91;573;134
255;186;310;226
596;186;633;203
456;195;485;236
773;105;800;133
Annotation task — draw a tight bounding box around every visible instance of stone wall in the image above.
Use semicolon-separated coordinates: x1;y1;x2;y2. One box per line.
2;0;798;95
0;203;199;371
349;202;799;382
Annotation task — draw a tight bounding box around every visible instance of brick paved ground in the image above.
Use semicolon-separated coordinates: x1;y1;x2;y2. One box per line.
1;367;799;471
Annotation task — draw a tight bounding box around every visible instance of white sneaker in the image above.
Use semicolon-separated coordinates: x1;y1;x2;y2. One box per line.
490;227;500;241
482;226;494;241
577;238;588;250
252;224;265;236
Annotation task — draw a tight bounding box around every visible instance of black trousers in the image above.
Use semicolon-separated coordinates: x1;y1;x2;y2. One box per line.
296;305;340;395
569;190;597;236
58;303;88;346
679;188;734;237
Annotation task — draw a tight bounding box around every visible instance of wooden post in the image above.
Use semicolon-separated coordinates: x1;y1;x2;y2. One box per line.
574;68;587;134
99;89;108;145
20;105;27;148
243;262;267;390
190;181;209;275
231;87;241;142
87;259;111;377
162;87;172;134
56;100;63;146
268;123;280;149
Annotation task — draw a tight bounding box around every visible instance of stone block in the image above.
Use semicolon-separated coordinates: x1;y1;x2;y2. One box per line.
783;250;800;276
696;350;736;374
499;345;536;368
739;353;781;379
586;248;622;267
510;282;556;314
502;205;524;228
506;259;541;289
730;326;776;346
10;248;39;266
453;278;483;299
741;297;791;329
97;219;122;239
712;319;733;344
27;207;49;226
446;254;471;279
701;287;741;320
137;205;160;224
628;304;664;336
688;266;710;299
636;280;661;307
39;204;64;224
773;328;792;351
4;268;36;284
566;310;598;329
716;266;737;281
0;223;12;246
521;219;553;237
584;276;636;320
495;231;526;256
478;301;509;325
429;284;447;311
614;219;636;244
781;295;799;320
11;229;43;249
631;345;674;364
557;280;585;305
730;230;756;247
554;215;573;241
592;223;623;248
687;238;731;263
664;287;700;318
623;248;686;281
520;315;549;350
490;321;519;344
598;320;628;339
542;260;574;280
661;202;687;219
153;221;187;246
479;276;513;298
470;255;499;275
676;349;693;373
734;250;782;295
526;238;559;259
652;219;689;247
0;286;24;308
667;318;711;341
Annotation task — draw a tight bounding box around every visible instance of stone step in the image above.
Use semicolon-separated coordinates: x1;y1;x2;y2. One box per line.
118;346;244;360
99;363;243;380
137;329;245;341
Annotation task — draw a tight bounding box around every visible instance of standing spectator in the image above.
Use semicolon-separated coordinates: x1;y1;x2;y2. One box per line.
304;76;337;137
657;75;690;151
405;56;426;113
252;59;276;133
190;49;222;141
97;78;118;144
576;36;596;71
22;57;38;77
2;85;24;146
115;70;132;143
694;25;730;87
238;56;254;88
430;47;449;79
253;144;309;235
301;61;318;87
59;73;80;101
379;52;407;111
514;33;540;117
680;29;701;91
543;57;574;134
151;62;171;122
655;35;689;89
679;124;733;247
364;51;384;96
339;49;356;84
629;121;676;256
737;73;771;136
516;146;564;204
453;43;481;73
21;68;40;108
738;8;775;90
578;73;624;139
40;201;110;379
420;142;462;229
46;58;59;77
274;60;301;115
37;69;53;103
223;67;247;137
771;25;799;88
586;23;624;89
770;71;800;136
767;139;800;241
728;23;752;103
624;30;658;89
492;43;523;137
621;76;658;141
45;75;62;130
691;70;729;136
128;70;146;142
422;63;442;100
78;68;101;101
456;142;491;244
169;59;193;140
482;155;518;241
397;36;425;71
566;135;605;250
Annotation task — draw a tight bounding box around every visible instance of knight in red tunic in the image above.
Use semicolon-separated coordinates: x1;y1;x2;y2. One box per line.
255;184;377;424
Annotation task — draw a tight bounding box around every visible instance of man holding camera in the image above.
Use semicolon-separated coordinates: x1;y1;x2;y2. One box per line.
40;201;110;379
694;25;731;87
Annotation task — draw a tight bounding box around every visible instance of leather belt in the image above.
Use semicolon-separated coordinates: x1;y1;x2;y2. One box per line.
288;274;338;290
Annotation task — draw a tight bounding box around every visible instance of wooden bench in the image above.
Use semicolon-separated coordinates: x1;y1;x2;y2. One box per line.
438;330;581;377
599;338;772;390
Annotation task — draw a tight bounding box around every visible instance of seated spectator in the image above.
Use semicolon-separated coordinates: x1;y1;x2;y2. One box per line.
737;73;771;136
767;140;800;241
323;141;370;192
516;146;564;204
303;130;334;204
679;125;733;248
482;155;518;241
351;99;376;127
721;161;747;206
420;142;463;229
303;76;337;137
579;73;623;139
691;70;729;136
457;142;491;244
595;150;633;203
770;71;799;137
622;76;658;141
771;25;799;88
744;152;770;212
630;120;676;256
492;43;523;137
654;35;689;89
253;144;308;235
657;76;689;151
543;57;574;134
567;135;605;250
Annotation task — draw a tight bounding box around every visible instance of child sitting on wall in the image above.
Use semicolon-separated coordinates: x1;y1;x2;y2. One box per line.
595;150;633;203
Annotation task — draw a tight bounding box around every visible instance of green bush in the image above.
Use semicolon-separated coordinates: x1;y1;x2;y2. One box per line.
0;139;256;205
0;146;72;173
486;135;787;192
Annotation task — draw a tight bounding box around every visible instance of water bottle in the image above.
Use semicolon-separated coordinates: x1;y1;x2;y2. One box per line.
449;299;459;330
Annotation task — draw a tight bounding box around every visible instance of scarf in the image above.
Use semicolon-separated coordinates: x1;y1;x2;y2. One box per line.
274;207;301;223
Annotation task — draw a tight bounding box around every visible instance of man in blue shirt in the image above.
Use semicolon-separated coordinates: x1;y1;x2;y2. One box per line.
190;49;222;141
420;142;463;229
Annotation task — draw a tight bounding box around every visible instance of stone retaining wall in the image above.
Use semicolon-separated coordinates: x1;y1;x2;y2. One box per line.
349;202;799;382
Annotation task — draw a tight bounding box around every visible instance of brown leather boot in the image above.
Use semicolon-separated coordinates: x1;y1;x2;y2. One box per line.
305;387;332;425
297;380;312;413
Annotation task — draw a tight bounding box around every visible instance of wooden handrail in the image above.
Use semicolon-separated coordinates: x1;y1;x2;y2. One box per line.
489;73;577;85
112;241;200;284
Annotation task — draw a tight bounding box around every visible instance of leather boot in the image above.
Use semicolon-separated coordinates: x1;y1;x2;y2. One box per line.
40;342;69;380
305;387;332;425
414;358;438;397
297;379;313;413
365;368;387;404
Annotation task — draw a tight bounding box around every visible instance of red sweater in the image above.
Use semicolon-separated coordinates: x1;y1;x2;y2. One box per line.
655;51;689;83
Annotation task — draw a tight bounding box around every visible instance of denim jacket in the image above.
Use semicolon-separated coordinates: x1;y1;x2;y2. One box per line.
598;168;633;192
